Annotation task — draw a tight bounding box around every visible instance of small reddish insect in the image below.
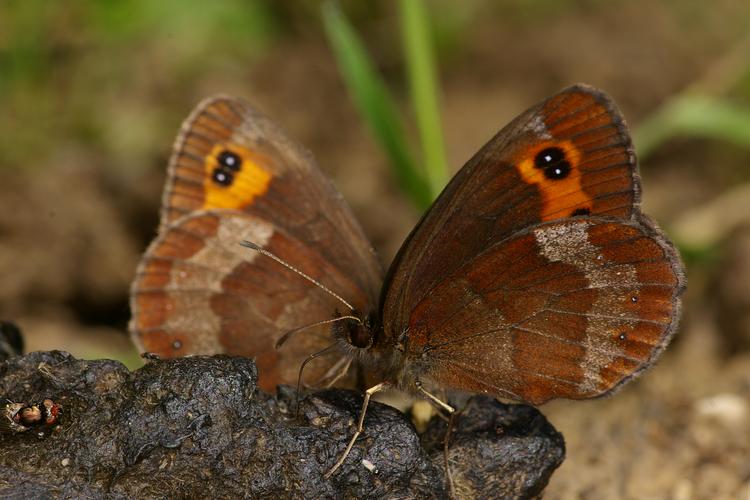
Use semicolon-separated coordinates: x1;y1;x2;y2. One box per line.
1;399;61;434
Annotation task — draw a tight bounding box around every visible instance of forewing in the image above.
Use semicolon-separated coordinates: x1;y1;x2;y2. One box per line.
383;84;639;333
158;95;381;301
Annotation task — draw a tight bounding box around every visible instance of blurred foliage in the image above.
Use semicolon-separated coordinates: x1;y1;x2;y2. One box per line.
400;0;450;195
636;96;750;159
323;1;449;208
635;36;750;160
0;0;282;171
1;0;281;86
323;3;433;208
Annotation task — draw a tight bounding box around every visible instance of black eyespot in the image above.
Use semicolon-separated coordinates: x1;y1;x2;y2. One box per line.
172;339;183;350
571;207;591;217
535;147;571;180
618;333;627;341
212;167;233;186
217;150;241;171
630;296;638;303
544;162;571;179
534;147;565;168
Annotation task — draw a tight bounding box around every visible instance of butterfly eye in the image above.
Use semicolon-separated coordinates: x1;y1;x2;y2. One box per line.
534;146;571;180
348;321;373;349
217;150;242;172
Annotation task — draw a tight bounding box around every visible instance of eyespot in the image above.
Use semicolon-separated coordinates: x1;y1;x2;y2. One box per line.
534;146;571;180
217;150;241;172
172;339;183;350
571;207;591;217
534;147;565;168
212;167;233;186
544;162;570;179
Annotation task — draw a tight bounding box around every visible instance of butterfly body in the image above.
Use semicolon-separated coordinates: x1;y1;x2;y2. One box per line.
131;84;684;406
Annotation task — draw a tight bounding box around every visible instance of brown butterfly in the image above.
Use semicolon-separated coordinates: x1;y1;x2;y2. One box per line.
130;84;684;463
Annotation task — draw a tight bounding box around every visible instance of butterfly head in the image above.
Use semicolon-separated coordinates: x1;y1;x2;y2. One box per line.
332;310;379;350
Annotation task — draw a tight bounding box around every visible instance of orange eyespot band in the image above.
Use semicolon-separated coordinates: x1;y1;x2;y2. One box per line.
203;143;272;210
516;140;592;220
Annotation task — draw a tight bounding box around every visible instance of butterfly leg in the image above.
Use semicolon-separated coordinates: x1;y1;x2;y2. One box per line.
415;380;457;497
443;410;458;496
415;380;455;414
324;381;390;478
320;357;353;389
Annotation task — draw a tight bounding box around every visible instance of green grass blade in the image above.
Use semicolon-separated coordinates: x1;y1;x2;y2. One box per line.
635;95;750;159
399;0;449;196
322;2;432;209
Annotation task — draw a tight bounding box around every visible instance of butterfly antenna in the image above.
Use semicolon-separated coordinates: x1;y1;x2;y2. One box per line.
275;315;361;350
295;342;339;416
240;240;355;312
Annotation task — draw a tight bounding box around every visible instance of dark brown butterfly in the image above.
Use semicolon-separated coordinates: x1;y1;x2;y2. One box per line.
130;84;684;422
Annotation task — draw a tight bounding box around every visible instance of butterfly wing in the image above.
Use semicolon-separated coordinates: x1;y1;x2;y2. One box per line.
380;84;685;404
130;96;382;391
157;95;381;294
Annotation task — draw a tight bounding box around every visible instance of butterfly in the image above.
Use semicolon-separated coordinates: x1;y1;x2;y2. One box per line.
130;84;684;417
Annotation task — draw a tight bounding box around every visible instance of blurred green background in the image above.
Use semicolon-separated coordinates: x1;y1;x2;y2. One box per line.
2;1;750;497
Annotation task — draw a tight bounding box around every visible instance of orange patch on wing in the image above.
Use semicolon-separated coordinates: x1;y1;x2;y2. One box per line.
133;291;172;330
202;143;272;210
515;140;593;221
